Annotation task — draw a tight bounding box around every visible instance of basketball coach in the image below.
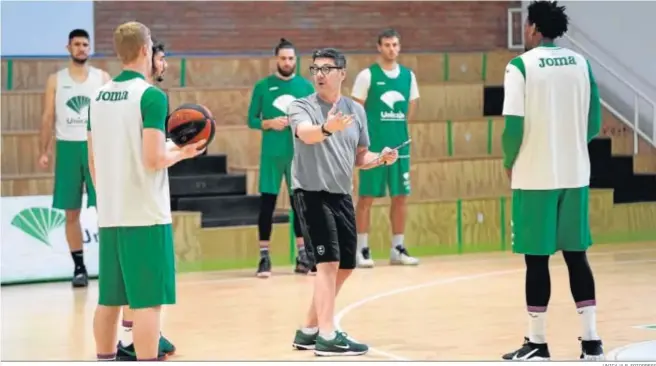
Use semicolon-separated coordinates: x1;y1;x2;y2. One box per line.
288;48;399;356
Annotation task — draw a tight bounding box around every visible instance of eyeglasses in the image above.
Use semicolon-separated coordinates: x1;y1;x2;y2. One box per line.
309;65;343;75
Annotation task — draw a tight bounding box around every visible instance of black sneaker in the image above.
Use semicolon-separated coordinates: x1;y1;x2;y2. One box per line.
256;256;272;278
294;251;313;275
72;267;88;288
502;337;550;361
579;337;604;360
116;341;167;361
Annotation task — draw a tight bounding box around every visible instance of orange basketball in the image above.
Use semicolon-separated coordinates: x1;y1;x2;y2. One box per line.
167;103;216;149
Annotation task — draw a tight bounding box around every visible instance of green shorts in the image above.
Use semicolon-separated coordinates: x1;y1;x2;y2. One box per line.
98;224;176;309
511;186;592;256
358;156;411;197
53;140;96;210
259;155;292;195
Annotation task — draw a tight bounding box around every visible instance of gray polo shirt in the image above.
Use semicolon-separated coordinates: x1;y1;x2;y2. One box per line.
288;93;370;194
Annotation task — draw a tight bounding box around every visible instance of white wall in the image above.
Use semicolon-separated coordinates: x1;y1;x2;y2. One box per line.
1;1;95;57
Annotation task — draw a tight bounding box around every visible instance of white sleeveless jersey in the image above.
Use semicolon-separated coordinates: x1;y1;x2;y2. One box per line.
88;72;171;227
502;45;592;190
55;66;105;141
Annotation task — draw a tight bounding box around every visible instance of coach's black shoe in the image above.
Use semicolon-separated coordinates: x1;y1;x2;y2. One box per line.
116;341;167;361
579;337;604;360
72;267;88;288
256;255;272;278
294;252;314;275
502;337;550;361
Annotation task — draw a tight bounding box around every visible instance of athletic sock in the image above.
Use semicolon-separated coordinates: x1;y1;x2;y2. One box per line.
577;304;600;340
357;234;368;250
297;243;306;256
320;331;336;340
259;244;269;258
97;353;116;361
301;327;318;335
392;234;404;249
71;250;85;271
121;320;134;346
528;310;547;344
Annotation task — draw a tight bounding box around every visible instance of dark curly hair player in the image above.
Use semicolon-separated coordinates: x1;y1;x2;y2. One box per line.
500;1;603;361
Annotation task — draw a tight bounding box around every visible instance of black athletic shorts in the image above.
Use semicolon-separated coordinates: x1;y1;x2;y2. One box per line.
292;189;357;270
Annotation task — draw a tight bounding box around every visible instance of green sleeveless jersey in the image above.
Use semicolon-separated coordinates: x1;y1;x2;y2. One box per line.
364;63;412;153
248;74;314;158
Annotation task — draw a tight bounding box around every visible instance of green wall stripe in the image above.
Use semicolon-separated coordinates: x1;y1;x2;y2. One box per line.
487;118;493;155
481;52;488;81
443;53;450;82
289;209;295;264
180;57;187;87
446;120;454;156
500;196;507;251
6;59;13;90
456;199;463;254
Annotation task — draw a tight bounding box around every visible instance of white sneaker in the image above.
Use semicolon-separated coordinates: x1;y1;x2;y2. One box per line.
390;245;419;265
356;247;375;268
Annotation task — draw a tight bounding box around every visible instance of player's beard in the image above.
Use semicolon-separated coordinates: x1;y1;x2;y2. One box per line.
277;65;295;77
71;55;88;65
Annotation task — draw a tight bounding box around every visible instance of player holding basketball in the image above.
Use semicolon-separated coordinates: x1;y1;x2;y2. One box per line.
38;29;110;287
351;28;420;268
501;1;603;361
115;39;176;361
247;38;315;278
88;22;205;361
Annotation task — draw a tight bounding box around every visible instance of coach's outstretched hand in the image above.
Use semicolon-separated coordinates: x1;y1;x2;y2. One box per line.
324;104;353;133
379;146;399;166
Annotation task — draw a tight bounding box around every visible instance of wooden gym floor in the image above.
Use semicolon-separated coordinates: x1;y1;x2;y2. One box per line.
2;242;655;361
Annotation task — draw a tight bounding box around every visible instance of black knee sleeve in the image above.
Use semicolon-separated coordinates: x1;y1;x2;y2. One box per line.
525;255;551;309
289;195;303;238
563;251;596;304
258;194;277;241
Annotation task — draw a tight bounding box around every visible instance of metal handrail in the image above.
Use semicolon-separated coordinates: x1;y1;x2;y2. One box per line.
506;7;655;151
563;34;656;151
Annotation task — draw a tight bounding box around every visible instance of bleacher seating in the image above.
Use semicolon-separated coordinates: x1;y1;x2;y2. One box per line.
2;50;655;270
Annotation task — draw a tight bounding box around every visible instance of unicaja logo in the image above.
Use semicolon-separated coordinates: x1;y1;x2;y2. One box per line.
272;94;296;114
65;95;90;125
379;91;406;121
10;207;66;246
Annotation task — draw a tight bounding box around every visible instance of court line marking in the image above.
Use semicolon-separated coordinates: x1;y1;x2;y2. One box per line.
606;340;656;360
334;255;656;361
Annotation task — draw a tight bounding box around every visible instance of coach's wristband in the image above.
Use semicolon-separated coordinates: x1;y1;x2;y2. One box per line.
321;124;333;137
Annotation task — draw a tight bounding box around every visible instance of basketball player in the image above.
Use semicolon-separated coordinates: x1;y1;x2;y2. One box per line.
289;48;398;356
247;38;315;278
38;29;111;287
116;39;176;361
500;1;603;360
351;29;420;268
88;22;205;361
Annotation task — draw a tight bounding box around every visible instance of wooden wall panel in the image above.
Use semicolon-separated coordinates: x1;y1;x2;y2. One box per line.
207;125;261;168
184;57;270;88
484;50;519;85
167;87;252;126
461;198;502;252
448;53;483;83
1;91;44;132
1;175;54;197
1;132;51;176
1;60;7;90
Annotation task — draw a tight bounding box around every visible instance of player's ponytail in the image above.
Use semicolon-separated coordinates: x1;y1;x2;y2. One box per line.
274;38;295;55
